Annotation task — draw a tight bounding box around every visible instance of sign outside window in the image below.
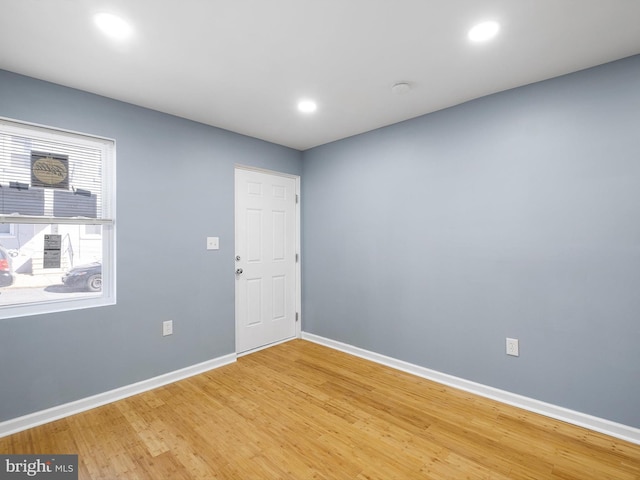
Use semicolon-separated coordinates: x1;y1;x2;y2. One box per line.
43;234;62;269
31;151;69;190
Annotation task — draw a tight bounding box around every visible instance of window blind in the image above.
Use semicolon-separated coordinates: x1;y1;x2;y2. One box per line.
0;118;114;225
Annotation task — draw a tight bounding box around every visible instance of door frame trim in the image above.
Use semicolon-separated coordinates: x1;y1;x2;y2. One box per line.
234;165;301;354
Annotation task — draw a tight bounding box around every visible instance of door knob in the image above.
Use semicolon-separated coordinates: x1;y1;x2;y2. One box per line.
235;268;243;275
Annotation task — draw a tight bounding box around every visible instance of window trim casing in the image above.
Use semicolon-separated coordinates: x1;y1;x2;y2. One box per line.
0;116;116;319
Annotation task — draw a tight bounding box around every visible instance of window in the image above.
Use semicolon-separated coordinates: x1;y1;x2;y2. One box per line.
0;223;13;235
0;117;115;318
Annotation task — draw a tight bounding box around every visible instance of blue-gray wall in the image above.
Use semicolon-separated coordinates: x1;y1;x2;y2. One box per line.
2;55;640;431
302;55;640;428
0;69;302;421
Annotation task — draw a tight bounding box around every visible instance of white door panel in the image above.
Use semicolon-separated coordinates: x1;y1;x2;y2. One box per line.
235;168;297;353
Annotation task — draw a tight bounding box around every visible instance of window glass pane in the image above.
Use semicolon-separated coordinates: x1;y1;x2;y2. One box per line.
84;224;101;236
0;223;103;307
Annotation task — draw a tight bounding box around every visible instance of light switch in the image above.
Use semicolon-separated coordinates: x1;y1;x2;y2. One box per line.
207;237;219;250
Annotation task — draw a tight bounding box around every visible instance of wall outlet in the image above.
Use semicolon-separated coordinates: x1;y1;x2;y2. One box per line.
506;337;519;357
163;320;173;336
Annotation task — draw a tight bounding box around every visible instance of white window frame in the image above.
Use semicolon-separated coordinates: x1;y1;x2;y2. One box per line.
0;117;116;319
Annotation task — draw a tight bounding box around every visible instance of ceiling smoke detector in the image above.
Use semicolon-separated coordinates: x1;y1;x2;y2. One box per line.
391;82;412;95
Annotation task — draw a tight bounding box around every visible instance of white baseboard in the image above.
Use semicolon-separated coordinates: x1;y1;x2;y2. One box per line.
302;332;640;446
0;353;236;439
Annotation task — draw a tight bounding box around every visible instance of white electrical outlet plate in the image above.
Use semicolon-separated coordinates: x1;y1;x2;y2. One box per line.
163;320;173;336
506;337;519;356
207;237;219;250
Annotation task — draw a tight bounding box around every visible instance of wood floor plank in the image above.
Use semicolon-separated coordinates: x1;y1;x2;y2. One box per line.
1;339;639;479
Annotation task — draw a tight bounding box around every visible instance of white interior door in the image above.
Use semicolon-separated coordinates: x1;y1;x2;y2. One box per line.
235;168;298;354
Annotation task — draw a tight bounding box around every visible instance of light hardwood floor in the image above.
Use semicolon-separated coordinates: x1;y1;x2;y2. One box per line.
1;339;639;479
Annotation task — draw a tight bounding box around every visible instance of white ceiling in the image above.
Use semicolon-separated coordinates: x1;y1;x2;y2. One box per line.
1;1;639;150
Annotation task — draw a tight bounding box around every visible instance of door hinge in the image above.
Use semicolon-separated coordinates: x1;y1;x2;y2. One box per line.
295;253;299;263
296;194;299;204
295;312;299;322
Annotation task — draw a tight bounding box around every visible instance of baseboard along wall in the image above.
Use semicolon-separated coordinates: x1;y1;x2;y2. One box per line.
2;335;639;446
0;353;236;439
301;332;640;446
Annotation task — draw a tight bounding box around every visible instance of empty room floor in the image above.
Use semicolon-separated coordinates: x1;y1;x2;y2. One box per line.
1;339;639;479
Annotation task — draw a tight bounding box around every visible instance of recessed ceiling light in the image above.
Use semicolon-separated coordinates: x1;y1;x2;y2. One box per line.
297;100;317;113
94;13;133;40
468;21;500;42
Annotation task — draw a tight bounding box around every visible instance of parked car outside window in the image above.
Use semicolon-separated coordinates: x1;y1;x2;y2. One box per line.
0;244;15;288
62;262;102;292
